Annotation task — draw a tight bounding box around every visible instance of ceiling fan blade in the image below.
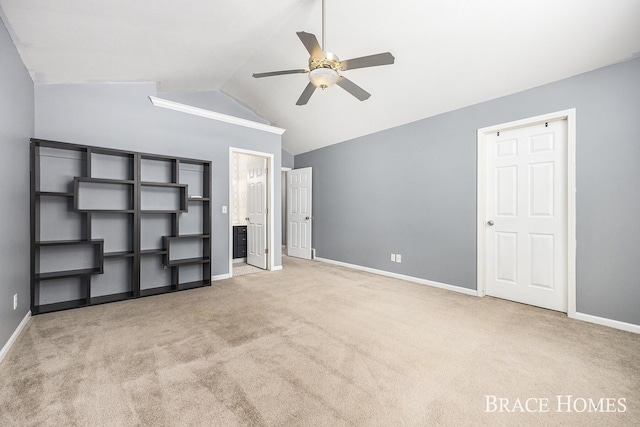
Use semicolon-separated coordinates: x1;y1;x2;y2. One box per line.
296;82;317;106
253;69;308;78
297;31;324;60
336;77;371;101
339;52;395;71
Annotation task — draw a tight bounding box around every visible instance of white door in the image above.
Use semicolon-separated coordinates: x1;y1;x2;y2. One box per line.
485;120;568;311
247;157;267;269
287;167;312;259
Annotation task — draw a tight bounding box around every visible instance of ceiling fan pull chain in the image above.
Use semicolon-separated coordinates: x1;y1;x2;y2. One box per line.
322;0;326;52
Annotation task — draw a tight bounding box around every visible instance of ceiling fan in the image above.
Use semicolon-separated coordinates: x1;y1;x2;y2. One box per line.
252;0;395;106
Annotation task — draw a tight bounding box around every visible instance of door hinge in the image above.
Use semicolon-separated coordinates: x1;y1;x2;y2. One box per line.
265;248;269;254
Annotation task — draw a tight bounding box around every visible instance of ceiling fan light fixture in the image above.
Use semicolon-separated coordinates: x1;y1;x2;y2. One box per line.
309;67;339;89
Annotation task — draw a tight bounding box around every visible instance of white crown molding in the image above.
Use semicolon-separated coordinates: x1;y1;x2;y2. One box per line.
149;96;286;135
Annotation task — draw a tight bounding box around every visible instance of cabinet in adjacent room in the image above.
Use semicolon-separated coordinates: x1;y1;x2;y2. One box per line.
233;226;247;259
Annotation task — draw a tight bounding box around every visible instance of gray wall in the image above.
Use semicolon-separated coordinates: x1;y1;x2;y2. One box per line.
296;57;640;326
34;83;283;277
282;149;294;169
0;17;33;352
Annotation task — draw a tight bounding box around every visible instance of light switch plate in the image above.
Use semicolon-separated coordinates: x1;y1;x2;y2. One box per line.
396;254;402;263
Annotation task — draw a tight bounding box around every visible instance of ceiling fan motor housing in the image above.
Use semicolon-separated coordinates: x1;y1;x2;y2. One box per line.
308;52;341;89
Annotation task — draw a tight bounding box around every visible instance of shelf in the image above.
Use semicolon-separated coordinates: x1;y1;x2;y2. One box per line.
179;280;210;291
141;210;184;214
140;249;168;256
165;257;210;267
36;239;104;246
163;235;210;267
104;251;135;258
141;181;186;188
36;239;104;281
140;286;174;297
76;177;135;185
88;209;135;213
90;151;134;181
173;234;210;239
36;191;74;197
141;184;187;212
36;267;102;281
75;177;134;212
33;298;87;315
90;292;134;305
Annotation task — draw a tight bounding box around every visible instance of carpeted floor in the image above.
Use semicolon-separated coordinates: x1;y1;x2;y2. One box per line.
233;262;265;277
1;256;638;426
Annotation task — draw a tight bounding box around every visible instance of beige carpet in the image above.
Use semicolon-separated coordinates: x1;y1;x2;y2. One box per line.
233;262;265;277
1;257;638;426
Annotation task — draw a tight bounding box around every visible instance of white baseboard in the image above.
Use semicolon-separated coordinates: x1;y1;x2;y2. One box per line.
271;265;283;271
212;274;230;281
314;257;477;297
572;312;640;334
0;310;31;364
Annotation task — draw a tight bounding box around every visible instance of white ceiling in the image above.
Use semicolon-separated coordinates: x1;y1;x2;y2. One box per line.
2;0;639;154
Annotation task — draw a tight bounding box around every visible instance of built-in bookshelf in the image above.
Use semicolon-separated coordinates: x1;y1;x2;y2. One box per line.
30;139;211;314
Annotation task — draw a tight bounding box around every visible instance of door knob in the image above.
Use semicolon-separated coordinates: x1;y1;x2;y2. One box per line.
305;216;310;220
487;220;494;226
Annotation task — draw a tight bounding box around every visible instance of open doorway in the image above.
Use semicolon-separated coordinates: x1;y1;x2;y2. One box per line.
228;148;275;278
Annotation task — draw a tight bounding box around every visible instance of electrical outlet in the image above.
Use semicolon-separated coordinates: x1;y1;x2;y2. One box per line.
13;294;17;310
391;254;396;262
396;254;402;263
222;205;228;214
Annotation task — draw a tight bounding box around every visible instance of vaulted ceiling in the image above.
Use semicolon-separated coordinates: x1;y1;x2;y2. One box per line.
1;0;639;154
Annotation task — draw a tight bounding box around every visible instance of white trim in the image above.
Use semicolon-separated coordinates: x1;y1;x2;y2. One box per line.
281;168;291;257
476;109;577;314
228;148;275;278
566;109;577;317
271;265;283;271
212;274;231;281
315;257;478;297
573;312;640;334
149;96;286;135
0;311;31;364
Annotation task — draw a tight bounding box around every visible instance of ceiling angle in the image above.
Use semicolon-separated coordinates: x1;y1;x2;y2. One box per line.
252;0;395;105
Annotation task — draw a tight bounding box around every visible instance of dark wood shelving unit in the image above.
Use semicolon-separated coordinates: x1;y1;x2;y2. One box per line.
30;138;212;315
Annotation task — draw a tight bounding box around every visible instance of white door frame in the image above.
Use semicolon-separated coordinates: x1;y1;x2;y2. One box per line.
281;167;292;253
228;147;275;277
476;109;577;317
286;167;313;260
